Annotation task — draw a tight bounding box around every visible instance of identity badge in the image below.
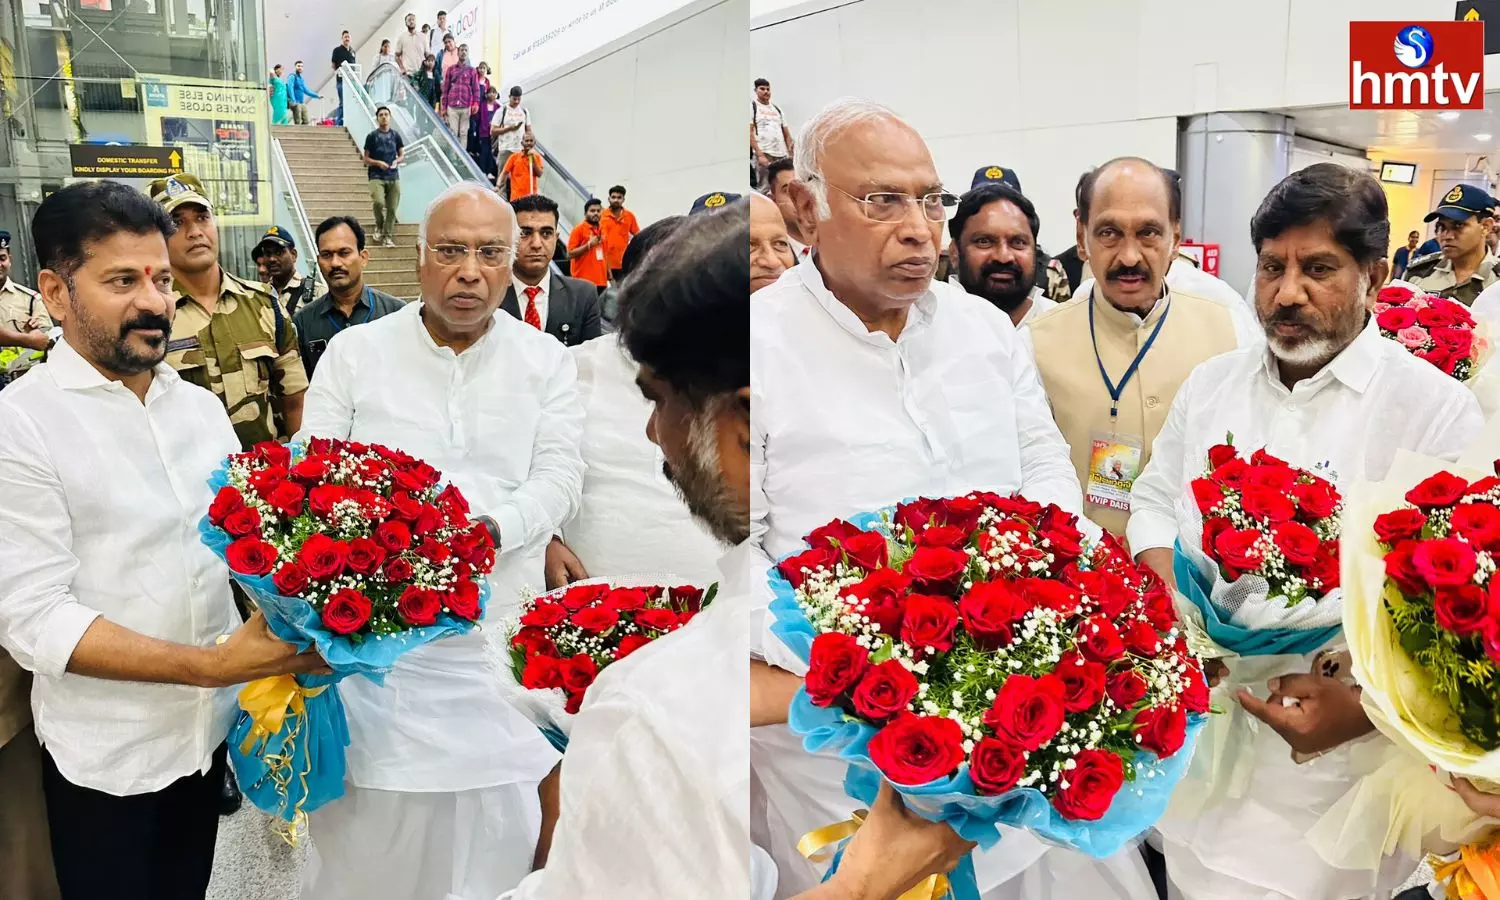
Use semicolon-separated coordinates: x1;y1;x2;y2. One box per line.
1085;432;1144;511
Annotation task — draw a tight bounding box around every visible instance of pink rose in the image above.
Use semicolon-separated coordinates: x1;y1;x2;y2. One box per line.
1395;325;1430;349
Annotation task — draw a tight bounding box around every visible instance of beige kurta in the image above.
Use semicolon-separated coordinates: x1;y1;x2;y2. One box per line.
1026;288;1240;536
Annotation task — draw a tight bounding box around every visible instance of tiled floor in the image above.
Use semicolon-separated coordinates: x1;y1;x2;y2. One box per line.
206;806;308;900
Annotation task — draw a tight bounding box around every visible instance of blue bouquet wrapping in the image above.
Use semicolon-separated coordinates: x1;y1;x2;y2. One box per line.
768;499;1207;900
1173;538;1340;657
199;449;488;830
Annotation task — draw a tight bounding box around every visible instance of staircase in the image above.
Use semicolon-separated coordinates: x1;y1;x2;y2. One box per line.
272;125;422;301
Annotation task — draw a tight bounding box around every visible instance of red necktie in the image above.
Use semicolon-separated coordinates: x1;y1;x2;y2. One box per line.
523;285;542;329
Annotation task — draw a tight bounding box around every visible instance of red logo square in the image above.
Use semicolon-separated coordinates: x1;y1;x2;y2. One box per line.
1349;21;1484;110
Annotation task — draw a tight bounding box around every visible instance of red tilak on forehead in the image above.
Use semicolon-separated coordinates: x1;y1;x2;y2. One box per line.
145;266;153;277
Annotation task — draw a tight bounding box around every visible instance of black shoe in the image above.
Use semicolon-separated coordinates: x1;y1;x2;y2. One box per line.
1395;886;1435;900
218;767;243;817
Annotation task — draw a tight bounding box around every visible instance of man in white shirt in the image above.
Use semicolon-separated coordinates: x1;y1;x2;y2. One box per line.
429;9;452;58
751;98;1149;900
752;79;794;189
949;181;1057;327
395;13;427;75
295;183;579;900
0;181;324;900
1129;163;1484;900
493;86;533;160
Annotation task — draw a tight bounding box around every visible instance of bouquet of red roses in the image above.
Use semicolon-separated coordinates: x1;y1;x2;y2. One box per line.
1374;285;1486;381
200;439;494;832
493;577;716;750
769;492;1206;895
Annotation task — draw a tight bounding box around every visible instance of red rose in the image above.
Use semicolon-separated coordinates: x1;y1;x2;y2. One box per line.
571;605;620;634
307;484;346;518
969;737;1026;796
417;537;453;565
1418;301;1462;328
412;505;444;538
321;587;373;635
1143;583;1178;632
436;482;470;518
1271;521;1320;567
635;607;681;633
983;673;1067;751
1052;748;1125;821
1378;285;1416;305
209;486;245;526
511;626;557;659
1212;528;1264;578
904;546;970;591
1406;472;1471;509
1078;615;1125;663
390;491;423;522
867;713;965;786
1039;507;1085;563
842;530;889;571
917;525;970;550
290;456;329;482
1384;542;1429;596
449;527;493;569
1134;704;1188;758
558;653;598;694
844;568;912;638
272;561;310;596
668;586;706;612
615;633;653;660
1432;325;1475;356
1292;478;1340;520
1245;460;1296;492
345;537;387;576
851;659;920;723
1122;619;1162;657
1483;618;1500;666
561;584;611;611
606;588;650;612
397;585;442;626
1374;509;1428;545
1107;669;1148;709
936;496;985;534
777;546;838;589
265;481;306;518
1306;545;1341;593
1018;578;1083;618
1210;458;1250;489
1207;443;1238;470
1451;504;1500;552
381;555;414;584
1182;662;1210;714
521;654;564;689
1191;479;1224;516
805;632;870;706
901;594;960;655
989;495;1046;521
893;499;940;534
1201;517;1233;559
223;506;262;539
1377;306;1418;331
959;581;1022;649
807;518;863;549
1435;583;1488;637
226;536;278;575
1413;538;1479;588
1242;484;1296;523
1055;650;1107;713
298;533;348;581
254;441;291;468
445;580;481;621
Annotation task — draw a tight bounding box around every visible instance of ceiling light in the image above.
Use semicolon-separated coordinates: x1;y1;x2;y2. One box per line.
1477;133;1494;142
1439;111;1462;121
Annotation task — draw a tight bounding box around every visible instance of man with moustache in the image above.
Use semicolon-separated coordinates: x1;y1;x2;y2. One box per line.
292;216;403;376
950;182;1056;326
751;99;1155;900
251;226;318;316
1021;157;1248;538
295;183;577;900
1129;163;1482;900
151;174;307;449
750;193;796;293
0;181;324;900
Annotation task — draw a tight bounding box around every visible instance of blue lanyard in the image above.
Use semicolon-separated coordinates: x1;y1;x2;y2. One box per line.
1088;288;1171;422
326;288;372;334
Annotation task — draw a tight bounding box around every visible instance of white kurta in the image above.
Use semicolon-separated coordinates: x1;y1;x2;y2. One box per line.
561;334;722;584
1129;318;1483;900
502;542;752;900
295;302;579;899
750;262;1146;898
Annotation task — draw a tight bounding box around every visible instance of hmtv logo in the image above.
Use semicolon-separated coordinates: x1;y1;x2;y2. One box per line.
1350;21;1485;109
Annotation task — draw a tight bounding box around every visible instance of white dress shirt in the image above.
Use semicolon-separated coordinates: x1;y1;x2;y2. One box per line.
513;274;549;332
503;541;751;900
295;302;581;790
0;340;241;795
1073;258;1263;346
1128;316;1483;556
751;262;1083;895
945;278;1056;327
562;335;722;583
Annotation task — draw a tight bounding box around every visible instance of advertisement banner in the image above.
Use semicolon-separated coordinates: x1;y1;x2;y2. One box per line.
139;76;271;226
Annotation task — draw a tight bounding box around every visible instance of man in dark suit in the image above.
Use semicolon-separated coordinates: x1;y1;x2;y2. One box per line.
501;193;603;347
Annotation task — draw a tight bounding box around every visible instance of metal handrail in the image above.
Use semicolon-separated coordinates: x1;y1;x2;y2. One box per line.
270;138;320;283
355;61;489;185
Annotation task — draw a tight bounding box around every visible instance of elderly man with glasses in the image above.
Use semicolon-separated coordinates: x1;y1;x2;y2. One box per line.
749;99;1154;900
293;182;581;900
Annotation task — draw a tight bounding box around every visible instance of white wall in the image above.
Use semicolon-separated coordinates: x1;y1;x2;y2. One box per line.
525;0;749;226
751;0;1482;246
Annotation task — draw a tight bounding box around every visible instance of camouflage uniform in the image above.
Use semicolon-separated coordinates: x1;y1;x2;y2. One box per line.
166;268;308;449
1403;250;1500;307
1041;256;1071;302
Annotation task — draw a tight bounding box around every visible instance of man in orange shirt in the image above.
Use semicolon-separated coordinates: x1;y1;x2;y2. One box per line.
499;133;544;201
567;198;609;293
600;184;640;284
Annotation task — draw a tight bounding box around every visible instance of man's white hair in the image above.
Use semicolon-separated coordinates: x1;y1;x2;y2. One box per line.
793;97;904;221
416;181;520;263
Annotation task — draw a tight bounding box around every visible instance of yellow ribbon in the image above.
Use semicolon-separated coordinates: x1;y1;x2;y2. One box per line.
1432;841;1500;899
798;810;952;900
237;675;327;755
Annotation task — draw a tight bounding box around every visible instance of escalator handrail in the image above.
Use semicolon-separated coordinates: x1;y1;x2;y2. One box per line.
355;61;489;186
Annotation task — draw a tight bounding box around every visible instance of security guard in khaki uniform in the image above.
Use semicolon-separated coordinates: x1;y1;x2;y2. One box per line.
1404;183;1500;306
963;165;1071;301
150;174;308;449
0;231;52;385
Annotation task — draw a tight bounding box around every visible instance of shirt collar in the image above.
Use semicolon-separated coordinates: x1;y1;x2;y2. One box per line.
411;300;497;357
1259;314;1381;395
514;273;549;300
1089;285;1168;329
797;253;935;345
46;337;179;395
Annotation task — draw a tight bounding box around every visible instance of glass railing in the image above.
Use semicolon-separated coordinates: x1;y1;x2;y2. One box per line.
269;139;321;284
